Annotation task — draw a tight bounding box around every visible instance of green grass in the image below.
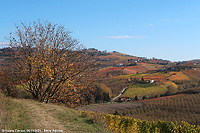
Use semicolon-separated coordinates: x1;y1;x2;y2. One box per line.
122;84;168;97
0;94;110;132
54;107;110;132
0;95;33;130
8;101;33;129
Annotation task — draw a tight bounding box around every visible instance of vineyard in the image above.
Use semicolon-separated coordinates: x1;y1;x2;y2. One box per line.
126;66;148;73
143;72;170;82
120;94;200;125
98;65;149;77
168;72;192;81
80;110;200;133
122;68;138;75
117;73;148;79
139;63;163;71
183;70;200;80
122;84;168;98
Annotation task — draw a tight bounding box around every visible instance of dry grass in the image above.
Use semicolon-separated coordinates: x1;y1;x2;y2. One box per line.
168;72;192;81
122;68;137;74
0;93;32;130
0;93;9;129
126;66;148;73
163;81;178;89
139;63;163;71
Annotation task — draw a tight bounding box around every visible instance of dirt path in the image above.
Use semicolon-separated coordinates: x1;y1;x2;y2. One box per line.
13;99;71;133
112;87;128;101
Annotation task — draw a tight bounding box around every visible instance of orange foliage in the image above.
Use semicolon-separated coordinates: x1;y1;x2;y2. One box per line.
99;84;112;97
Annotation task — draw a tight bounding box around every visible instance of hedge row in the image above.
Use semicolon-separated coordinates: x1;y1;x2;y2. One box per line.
80;111;200;133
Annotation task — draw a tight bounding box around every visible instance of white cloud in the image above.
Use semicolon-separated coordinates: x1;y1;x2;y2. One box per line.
0;42;9;45
149;24;153;26
0;42;10;47
105;35;146;39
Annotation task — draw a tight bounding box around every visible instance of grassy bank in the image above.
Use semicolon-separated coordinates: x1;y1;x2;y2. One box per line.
0;93;33;130
0;94;110;132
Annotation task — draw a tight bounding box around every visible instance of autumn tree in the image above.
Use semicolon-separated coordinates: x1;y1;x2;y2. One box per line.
9;20;95;105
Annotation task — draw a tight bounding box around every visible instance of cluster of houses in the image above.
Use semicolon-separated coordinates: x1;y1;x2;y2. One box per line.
127;78;155;84
115;58;140;67
118;97;131;102
128;58;141;63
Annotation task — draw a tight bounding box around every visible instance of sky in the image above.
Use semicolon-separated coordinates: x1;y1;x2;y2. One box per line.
0;0;200;61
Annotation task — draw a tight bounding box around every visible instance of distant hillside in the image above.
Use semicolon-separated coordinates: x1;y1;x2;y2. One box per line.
189;59;200;63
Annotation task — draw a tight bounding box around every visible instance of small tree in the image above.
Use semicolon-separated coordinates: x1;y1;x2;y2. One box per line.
166;85;178;95
9;20;95;104
134;95;138;101
141;77;145;83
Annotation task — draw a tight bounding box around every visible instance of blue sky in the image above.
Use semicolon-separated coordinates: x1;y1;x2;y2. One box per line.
0;0;200;61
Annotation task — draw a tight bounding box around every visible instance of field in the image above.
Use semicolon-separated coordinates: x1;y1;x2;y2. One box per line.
117;73;148;79
126;66;148;73
168;71;192;81
97;52;137;61
77;102;142;114
97;66;125;76
143;72;170;82
183;70;200;80
122;84;168;98
122;94;200;125
138;63;163;71
162;81;178;89
98;66;124;73
98;65;148;77
122;68;138;74
96;52;122;59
